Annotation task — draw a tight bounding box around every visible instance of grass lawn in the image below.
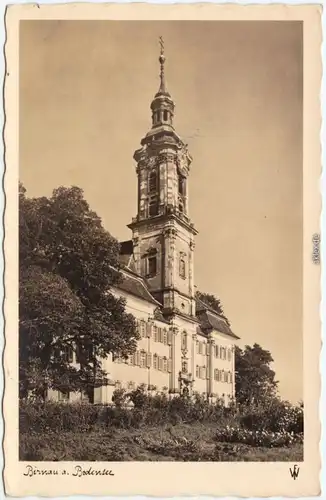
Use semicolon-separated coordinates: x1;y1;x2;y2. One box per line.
20;423;303;462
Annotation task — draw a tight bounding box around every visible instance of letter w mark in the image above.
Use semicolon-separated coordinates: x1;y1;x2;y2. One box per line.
289;465;300;480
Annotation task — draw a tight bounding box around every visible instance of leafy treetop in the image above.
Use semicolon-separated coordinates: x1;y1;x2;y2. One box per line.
19;184;139;399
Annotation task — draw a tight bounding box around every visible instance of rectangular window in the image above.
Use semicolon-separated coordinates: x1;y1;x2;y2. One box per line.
196;365;199;378
153;354;158;370
149;200;158;217
158;327;163;343
178;174;185;196
140;320;146;338
63;346;73;363
149;170;157;193
158;357;163;371
228;349;232;361
163;357;168;372
163;329;168;345
140;351;146;368
152;325;158;341
58;391;69;402
179;258;186;278
230;372;233;384
215;345;219;358
148;256;157;277
198;342;203;355
167;330;172;345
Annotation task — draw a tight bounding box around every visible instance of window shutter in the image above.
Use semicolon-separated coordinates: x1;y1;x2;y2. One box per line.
146;322;152;338
163;329;168;345
167;330;172;345
168;359;172;373
136;351;141;366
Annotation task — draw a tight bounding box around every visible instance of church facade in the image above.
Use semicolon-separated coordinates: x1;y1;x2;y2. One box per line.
49;43;239;405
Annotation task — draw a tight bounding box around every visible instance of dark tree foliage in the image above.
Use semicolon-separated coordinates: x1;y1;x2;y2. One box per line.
19;184;139;398
195;291;230;325
235;343;279;405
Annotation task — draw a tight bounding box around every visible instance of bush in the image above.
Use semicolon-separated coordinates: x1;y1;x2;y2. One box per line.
239;399;304;434
19;391;304;445
215;426;303;448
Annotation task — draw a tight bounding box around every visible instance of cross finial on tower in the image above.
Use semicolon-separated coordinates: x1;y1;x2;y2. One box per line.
159;36;164;56
158;36;166;94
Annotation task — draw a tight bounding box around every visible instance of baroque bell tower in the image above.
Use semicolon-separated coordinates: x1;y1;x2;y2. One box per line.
128;38;198;319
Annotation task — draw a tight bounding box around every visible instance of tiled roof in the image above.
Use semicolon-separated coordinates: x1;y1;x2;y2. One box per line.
118;269;160;306
196;298;239;339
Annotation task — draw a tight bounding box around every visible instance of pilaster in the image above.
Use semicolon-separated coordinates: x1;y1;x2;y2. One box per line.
170;327;181;393
208;338;215;396
192;333;196;385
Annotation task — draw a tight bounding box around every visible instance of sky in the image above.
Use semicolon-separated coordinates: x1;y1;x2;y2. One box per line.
19;20;303;403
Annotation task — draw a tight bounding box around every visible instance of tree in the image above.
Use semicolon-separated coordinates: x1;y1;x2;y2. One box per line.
19;184;139;398
235;343;278;405
195;291;230;325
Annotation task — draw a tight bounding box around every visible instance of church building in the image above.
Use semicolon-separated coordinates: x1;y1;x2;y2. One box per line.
50;41;239;405
97;42;239;405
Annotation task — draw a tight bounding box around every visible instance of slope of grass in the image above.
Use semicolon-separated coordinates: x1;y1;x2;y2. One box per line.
20;423;303;462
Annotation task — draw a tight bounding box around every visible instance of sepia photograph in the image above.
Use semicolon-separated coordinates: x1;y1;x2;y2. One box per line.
18;18;304;463
3;3;322;497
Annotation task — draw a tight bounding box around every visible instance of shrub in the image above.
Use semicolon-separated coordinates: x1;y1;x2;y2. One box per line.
215;426;303;448
239;399;304;434
19;391;304;444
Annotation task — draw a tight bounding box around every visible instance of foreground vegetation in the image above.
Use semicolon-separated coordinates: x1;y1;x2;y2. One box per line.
20;423;303;462
20;390;303;462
